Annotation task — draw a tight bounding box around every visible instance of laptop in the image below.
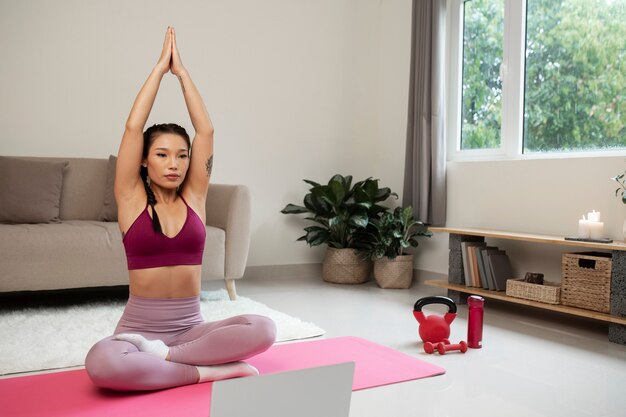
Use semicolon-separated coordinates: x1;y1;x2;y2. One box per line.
209;362;355;417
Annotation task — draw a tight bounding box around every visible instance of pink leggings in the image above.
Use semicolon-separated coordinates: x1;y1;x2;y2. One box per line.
85;294;276;391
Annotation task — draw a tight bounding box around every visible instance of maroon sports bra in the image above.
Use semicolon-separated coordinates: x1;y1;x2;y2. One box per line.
122;196;206;270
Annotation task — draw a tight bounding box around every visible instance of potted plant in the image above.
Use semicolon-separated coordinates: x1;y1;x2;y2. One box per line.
359;206;432;288
281;174;395;284
611;166;626;240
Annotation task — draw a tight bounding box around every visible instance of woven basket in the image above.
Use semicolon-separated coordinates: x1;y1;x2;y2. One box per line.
322;247;372;284
506;278;561;304
373;255;414;289
561;252;612;313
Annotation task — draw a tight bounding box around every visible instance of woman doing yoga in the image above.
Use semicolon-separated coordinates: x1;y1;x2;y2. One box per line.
85;27;276;391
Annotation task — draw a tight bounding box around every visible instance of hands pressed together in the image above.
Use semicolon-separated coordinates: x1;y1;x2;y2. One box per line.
156;26;185;77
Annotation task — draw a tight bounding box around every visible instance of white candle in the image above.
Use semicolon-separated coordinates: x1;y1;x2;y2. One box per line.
578;216;591;239
589;221;604;239
588;210;601;222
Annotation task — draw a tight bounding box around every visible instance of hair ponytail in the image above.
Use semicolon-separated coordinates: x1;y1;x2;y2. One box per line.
140;165;163;234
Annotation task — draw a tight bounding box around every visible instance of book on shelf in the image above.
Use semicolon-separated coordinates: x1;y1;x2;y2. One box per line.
468;245;482;287
481;248;504;291
476;246;497;289
476;248;489;289
460;242;472;286
460;241;471;286
461;241;486;287
486;252;513;291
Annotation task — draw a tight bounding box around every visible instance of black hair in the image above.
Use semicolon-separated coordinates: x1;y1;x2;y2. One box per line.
141;123;191;234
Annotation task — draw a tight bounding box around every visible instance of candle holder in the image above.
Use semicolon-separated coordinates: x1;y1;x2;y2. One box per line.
565;237;613;244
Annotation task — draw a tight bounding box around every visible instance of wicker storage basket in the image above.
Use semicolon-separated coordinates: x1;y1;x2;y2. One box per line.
373;255;414;289
322;247;372;284
561;252;612;313
506;278;561;304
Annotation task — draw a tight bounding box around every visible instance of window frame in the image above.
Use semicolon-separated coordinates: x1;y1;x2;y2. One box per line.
446;0;626;162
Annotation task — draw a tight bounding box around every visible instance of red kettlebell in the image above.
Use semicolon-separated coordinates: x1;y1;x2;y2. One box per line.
413;296;457;344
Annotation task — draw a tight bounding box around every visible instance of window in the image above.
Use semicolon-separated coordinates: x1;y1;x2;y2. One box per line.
460;0;503;150
449;0;626;160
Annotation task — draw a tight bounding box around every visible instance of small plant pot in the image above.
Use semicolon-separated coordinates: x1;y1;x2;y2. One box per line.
373;254;414;289
322;247;372;284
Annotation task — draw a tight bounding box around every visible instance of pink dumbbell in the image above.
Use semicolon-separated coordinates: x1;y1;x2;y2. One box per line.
436;341;468;355
423;339;450;354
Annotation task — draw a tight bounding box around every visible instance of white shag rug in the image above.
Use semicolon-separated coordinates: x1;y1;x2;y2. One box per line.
0;289;325;376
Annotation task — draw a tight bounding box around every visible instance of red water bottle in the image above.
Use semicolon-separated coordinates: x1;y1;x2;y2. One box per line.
467;295;484;348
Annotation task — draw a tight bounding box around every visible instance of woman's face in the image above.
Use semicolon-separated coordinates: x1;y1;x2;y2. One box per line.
143;133;190;190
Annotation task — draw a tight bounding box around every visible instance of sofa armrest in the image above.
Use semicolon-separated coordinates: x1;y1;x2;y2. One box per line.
205;184;251;280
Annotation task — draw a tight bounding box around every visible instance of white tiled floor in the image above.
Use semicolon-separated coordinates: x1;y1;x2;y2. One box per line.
225;275;626;417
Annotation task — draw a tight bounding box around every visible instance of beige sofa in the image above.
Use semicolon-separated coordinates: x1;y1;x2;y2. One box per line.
0;156;251;300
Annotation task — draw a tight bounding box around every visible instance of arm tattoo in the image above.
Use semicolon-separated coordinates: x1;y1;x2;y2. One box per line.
177;75;186;94
205;156;213;177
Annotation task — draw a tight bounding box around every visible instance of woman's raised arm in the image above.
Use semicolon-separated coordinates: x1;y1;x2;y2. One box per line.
170;28;215;202
115;28;173;203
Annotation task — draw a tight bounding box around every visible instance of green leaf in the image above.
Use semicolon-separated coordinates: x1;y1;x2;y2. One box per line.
328;175;350;193
303;193;317;212
304;225;327;233
362;179;379;199
352;186;370;203
327;240;344;248
281;204;309;214
310;188;334;213
355;201;372;210
307;229;329;246
348;213;368;228
311;216;330;227
374;187;394;202
303;179;321;188
342;175;353;191
309;238;326;247
328;216;341;227
328;178;346;205
401;206;414;226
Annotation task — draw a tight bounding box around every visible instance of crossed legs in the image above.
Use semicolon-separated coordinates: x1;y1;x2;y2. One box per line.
85;314;276;391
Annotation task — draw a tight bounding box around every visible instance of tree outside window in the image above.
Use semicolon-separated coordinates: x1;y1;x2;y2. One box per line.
460;0;626;154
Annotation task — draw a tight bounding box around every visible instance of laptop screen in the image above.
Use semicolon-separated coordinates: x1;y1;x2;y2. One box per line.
210;362;355;417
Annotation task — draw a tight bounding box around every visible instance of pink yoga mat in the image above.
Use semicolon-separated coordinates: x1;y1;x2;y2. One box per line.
0;336;444;417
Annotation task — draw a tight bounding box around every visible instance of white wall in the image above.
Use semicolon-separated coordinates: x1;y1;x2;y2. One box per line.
0;0;413;268
2;0;623;278
418;157;626;281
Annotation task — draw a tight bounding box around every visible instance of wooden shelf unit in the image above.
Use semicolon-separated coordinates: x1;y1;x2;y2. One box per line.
424;280;626;326
428;227;626;251
426;227;626;344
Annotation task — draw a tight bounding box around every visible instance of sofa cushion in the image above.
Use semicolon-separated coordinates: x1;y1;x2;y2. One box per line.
0;156;68;224
57;158;108;220
0;221;226;291
0;221;128;291
99;155;118;221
